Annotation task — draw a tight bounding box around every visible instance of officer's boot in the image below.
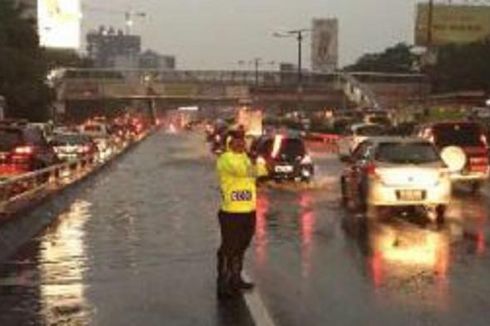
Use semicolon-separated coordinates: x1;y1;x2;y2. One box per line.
231;256;254;291
217;253;239;299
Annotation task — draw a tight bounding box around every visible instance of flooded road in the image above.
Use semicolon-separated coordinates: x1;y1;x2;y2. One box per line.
1;130;490;325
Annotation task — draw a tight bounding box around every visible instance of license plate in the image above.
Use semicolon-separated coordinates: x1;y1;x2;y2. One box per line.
275;165;293;173
397;190;424;201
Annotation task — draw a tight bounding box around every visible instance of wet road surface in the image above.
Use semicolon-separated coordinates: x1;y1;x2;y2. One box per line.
1;130;490;325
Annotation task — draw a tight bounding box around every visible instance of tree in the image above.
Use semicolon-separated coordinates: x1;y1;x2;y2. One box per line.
430;39;490;93
0;0;53;121
344;43;416;73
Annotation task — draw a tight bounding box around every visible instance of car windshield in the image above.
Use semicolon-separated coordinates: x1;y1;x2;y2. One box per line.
0;129;23;151
52;134;90;146
433;123;483;147
279;138;306;157
375;142;441;164
356;125;385;136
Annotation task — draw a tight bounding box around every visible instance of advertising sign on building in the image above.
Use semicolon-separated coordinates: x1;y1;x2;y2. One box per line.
311;19;338;73
38;0;81;49
415;4;490;46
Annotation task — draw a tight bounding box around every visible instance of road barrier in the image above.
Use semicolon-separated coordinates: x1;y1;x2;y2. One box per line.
0;130;152;218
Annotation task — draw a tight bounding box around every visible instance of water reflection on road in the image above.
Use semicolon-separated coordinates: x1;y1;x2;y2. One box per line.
252;144;490;325
0;132;489;325
40;200;92;324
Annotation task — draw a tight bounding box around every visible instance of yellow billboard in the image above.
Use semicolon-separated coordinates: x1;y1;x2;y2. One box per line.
415;4;490;46
38;0;81;49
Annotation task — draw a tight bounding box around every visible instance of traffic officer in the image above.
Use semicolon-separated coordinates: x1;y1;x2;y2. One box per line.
216;130;267;298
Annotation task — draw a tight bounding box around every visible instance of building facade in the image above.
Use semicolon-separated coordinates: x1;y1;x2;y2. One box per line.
86;27;141;68
311;18;339;73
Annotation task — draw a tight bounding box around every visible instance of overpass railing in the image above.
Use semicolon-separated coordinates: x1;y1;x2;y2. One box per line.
61;68;341;88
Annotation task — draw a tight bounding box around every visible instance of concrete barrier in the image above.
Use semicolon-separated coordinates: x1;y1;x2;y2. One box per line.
0;127;157;264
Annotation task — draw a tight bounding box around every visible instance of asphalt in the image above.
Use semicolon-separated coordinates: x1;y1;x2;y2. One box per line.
0;129;490;325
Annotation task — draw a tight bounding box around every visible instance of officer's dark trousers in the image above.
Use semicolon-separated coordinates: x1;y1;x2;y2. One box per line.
217;210;256;285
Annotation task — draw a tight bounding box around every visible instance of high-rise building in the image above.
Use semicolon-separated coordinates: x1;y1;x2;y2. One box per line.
311;18;339;73
86;26;142;68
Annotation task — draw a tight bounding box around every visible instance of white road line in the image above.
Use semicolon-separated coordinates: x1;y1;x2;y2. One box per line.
242;272;276;326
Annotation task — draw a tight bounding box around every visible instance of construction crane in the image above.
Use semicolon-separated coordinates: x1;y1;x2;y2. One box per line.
83;5;146;35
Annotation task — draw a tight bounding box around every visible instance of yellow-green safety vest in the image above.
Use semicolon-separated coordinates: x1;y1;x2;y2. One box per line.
217;151;268;213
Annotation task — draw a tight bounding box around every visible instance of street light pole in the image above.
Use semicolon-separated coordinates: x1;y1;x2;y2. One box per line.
297;32;303;86
273;29;310;87
427;0;434;47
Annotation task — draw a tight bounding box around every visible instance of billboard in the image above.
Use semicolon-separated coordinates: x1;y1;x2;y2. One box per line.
311;19;338;73
38;0;81;49
415;4;490;46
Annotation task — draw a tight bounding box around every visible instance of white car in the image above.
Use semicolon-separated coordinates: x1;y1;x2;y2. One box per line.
337;123;386;159
79;123;113;160
340;137;452;222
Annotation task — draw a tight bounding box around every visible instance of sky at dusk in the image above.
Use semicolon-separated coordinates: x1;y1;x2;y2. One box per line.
81;0;423;69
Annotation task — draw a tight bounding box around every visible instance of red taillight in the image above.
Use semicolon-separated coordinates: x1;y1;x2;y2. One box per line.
13;146;34;155
366;163;378;177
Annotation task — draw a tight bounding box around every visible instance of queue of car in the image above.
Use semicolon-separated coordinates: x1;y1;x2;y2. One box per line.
0;114;149;181
338;118;490;223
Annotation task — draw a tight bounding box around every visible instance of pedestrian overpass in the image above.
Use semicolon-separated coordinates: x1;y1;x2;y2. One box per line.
53;68;429;121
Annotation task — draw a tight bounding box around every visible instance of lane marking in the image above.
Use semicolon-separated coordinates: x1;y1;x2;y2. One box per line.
242;272;276;326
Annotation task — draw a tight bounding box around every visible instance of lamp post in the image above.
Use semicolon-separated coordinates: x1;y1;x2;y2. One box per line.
427;0;434;47
274;29;310;112
273;29;310;87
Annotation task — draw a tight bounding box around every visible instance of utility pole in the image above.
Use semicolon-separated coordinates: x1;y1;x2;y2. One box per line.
273;28;310;111
427;0;434;47
274;29;310;87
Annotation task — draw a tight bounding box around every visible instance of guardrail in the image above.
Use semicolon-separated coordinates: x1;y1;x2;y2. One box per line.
0;130;152;217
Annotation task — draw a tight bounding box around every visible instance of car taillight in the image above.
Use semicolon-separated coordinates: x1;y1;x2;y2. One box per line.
78;145;91;154
366;163;379;177
470;157;488;165
14;146;34;155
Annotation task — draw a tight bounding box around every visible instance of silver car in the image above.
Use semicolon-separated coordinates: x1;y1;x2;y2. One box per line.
340;137;452;222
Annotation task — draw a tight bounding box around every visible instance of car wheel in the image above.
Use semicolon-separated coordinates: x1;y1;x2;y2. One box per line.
436;205;446;225
471;181;482;194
